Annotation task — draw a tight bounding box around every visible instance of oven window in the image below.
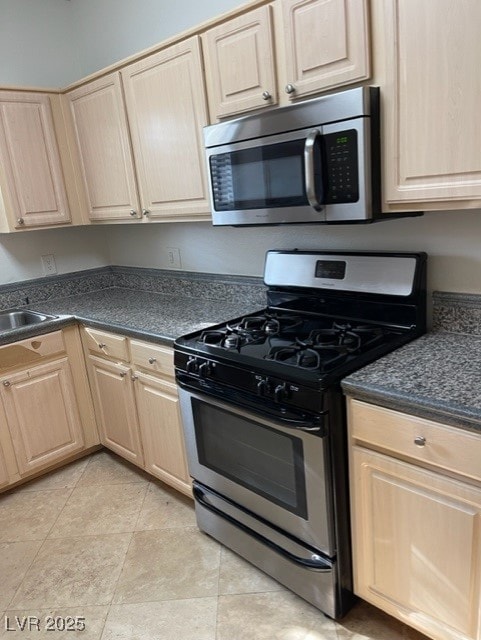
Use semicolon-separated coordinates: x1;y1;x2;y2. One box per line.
192;399;308;519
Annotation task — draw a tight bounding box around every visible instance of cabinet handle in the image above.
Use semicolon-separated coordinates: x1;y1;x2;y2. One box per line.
17;218;25;225
142;209;150;217
2;380;10;387
414;436;426;447
119;372;127;378
131;375;138;381
262;91;272;101
148;357;157;364
285;83;296;95
98;343;106;349
129;209;137;217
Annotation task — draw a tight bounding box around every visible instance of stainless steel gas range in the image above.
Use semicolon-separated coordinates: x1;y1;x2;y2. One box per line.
174;250;427;619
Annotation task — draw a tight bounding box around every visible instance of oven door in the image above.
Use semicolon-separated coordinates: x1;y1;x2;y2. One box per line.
178;385;335;556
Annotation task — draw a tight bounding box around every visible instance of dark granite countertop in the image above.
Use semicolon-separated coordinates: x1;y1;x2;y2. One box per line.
0;288;264;347
342;331;481;433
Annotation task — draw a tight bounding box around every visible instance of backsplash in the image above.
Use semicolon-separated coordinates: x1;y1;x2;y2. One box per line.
0;266;266;311
433;291;481;336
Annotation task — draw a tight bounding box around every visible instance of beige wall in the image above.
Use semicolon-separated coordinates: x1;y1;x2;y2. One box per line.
105;211;481;297
0;227;110;285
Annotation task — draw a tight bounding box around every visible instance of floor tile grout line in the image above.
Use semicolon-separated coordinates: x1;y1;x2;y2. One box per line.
3;484;75;610
131;480;151;532
108;530;136;608
97;604;111;640
4;538;45;612
214;546;223;640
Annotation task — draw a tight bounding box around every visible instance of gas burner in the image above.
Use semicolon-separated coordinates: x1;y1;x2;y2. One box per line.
197;330;226;346
228;312;303;338
267;344;348;371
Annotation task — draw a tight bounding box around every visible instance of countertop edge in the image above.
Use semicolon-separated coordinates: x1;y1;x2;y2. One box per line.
342;380;481;434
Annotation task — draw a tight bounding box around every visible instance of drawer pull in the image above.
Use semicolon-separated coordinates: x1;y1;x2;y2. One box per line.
414;436;426;447
98;343;106;349
3;380;10;387
119;372;127;378
148;357;157;364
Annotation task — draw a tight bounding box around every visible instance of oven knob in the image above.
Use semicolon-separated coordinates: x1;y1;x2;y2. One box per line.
274;383;290;403
186;357;199;373
256;378;270;396
198;361;213;378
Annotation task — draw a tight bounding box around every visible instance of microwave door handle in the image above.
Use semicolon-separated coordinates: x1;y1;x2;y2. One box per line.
304;129;323;212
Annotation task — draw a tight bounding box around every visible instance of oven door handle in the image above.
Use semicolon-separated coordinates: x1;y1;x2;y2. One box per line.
176;376;326;433
304;129;323;212
193;484;332;572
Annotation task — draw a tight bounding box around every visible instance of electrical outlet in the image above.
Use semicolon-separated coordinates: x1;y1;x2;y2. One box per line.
41;254;57;276
166;247;182;269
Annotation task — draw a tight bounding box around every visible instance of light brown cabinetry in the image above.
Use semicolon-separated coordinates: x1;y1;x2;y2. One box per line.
0;91;72;231
0;327;98;488
278;0;370;102
82;328;191;496
348;398;481;640
67;37;210;223
121;36;210;221
0;440;10;488
202;6;277;118
203;0;370;119
130;339;189;494
88;356;144;465
66;74;141;222
378;0;481;209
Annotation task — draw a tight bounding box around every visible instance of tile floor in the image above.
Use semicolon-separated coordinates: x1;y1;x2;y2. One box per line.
0;451;429;639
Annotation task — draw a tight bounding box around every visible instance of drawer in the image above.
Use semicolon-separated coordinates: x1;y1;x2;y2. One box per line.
0;330;65;372
130;339;174;379
348;399;481;483
83;327;129;361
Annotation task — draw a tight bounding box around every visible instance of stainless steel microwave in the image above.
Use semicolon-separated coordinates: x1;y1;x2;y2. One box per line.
204;86;383;226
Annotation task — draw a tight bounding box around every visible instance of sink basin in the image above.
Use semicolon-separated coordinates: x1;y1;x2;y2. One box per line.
0;309;57;333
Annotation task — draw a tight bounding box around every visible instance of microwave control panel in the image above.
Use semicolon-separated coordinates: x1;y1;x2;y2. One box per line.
323;129;359;204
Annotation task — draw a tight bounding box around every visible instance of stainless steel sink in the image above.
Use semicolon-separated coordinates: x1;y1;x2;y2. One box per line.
0;309;57;333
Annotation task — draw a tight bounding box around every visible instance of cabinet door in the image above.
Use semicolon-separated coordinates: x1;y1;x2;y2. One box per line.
88;356;144;466
0;441;9;488
134;371;191;496
383;0;481;204
279;0;369;100
67;73;141;221
0;91;71;229
0;358;84;475
203;5;277;118
351;447;481;640
122;36;210;221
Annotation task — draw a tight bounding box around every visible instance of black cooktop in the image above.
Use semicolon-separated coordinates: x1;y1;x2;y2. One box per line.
176;308;407;379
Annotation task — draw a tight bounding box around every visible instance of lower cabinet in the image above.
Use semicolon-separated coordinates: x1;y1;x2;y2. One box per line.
1;357;85;475
0;326;99;489
83;327;191;496
135;372;189;495
0;440;10;488
348;398;481;640
88;356;144;466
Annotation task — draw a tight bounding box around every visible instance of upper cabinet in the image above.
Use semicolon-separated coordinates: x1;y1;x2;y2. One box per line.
202;6;278;118
66;36;210;223
379;0;481;208
121;37;210;221
0;91;73;231
67;74;141;222
203;0;370;120
279;0;370;101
